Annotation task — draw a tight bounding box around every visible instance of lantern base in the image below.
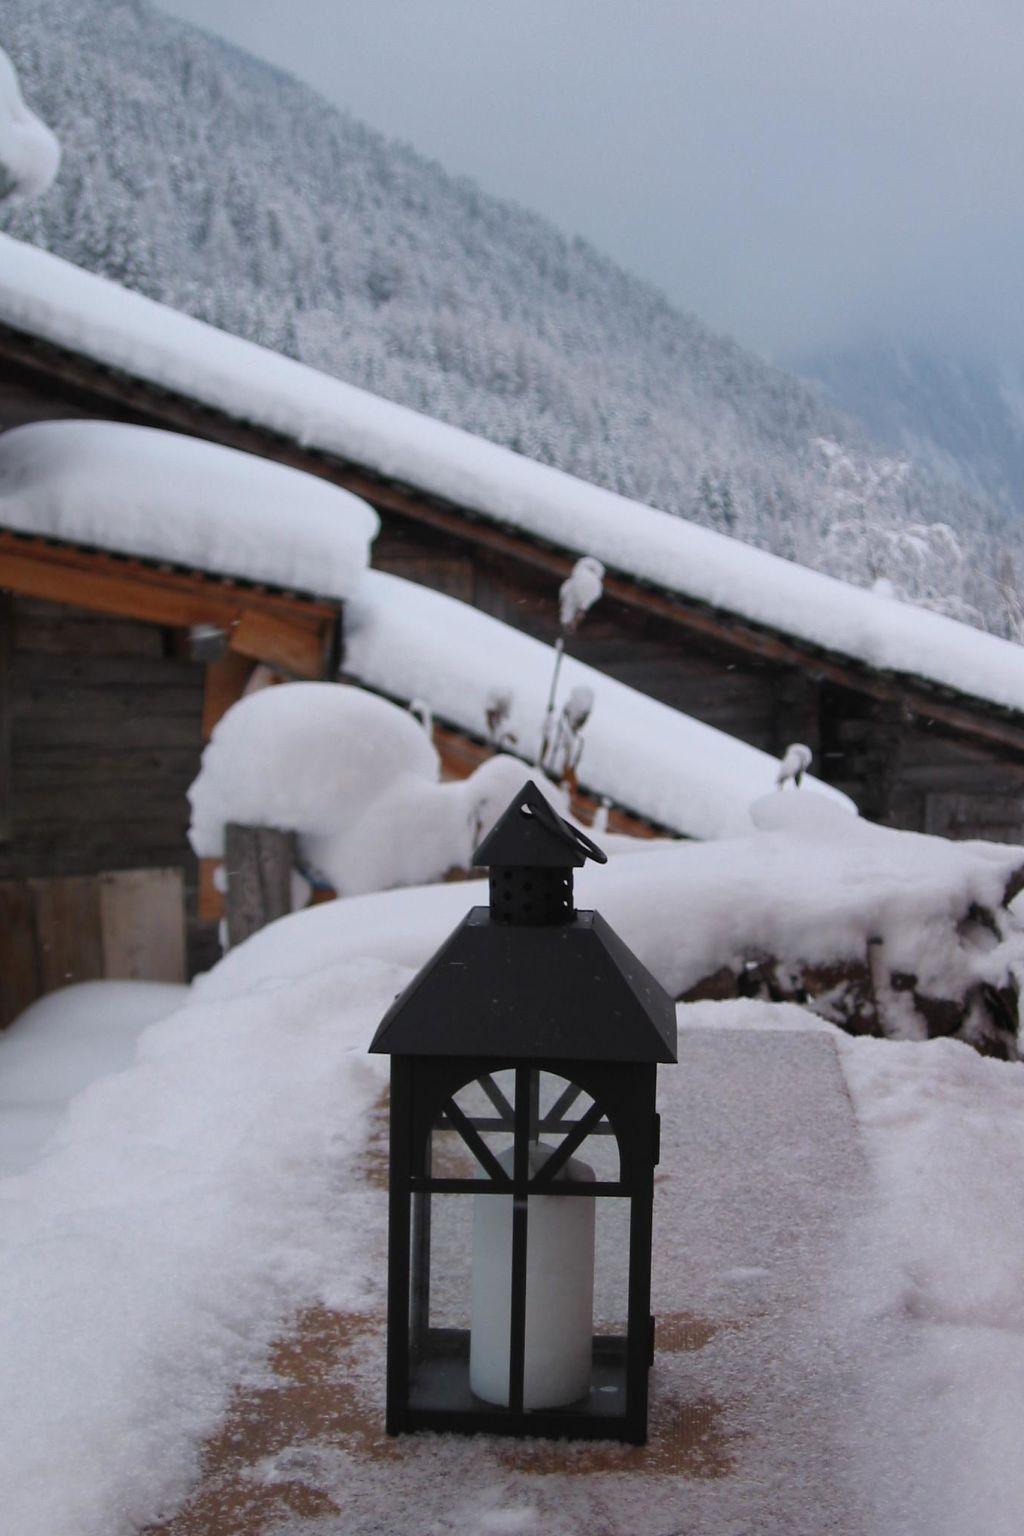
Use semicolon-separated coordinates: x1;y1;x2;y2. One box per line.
390;1330;646;1443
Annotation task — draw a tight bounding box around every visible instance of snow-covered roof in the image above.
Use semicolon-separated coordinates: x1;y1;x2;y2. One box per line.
344;570;851;839
0;49;60;201
0;419;378;599
2;235;1024;718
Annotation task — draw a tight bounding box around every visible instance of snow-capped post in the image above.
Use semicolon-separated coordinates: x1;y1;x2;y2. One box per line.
538;557;604;772
369;779;676;1444
223;821;295;949
408;697;434;743
547;684;594;788
777;743;812;790
484;686;516;749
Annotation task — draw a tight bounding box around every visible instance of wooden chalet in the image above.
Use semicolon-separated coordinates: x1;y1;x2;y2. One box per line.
0;525;342;1027
4;240;1024;864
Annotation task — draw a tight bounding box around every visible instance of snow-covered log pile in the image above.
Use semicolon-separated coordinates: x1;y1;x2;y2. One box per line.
188;682;563;898
202;790;1024;1059
637;794;1024;1059
0;46;59;202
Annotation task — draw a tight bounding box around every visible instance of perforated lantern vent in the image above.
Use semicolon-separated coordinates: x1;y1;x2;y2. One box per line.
489;865;574;926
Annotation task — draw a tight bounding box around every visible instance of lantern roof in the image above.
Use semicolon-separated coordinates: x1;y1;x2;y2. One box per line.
472;779;608;870
368;906;677;1064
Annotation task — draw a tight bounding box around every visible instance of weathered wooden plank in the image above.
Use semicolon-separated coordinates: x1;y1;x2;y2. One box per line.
14;678;205;722
0;592;11;843
12;595;166;658
897;761;1024;794
12;714;203;750
17;747;201;787
30;875;104;993
229;608;333;679
0;881;39;1028
99;868;187;983
773;671;822;762
13;651;204;690
224;823;294;949
924;793;1024;842
11;780;194;824
0;830;193;879
374;550;476;604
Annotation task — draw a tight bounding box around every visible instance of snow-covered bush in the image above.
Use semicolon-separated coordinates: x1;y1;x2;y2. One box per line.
188;683;564;897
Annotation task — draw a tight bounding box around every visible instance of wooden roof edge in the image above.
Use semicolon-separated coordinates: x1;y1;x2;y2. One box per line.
0;524;342;618
4;320;1024;750
337;673;681;841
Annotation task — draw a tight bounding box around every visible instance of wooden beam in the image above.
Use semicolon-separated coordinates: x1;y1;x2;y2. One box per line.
229;608;330;678
0;532;337;680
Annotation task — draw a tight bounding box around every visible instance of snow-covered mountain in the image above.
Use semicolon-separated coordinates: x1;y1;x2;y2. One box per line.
0;0;1016;628
793;340;1024;521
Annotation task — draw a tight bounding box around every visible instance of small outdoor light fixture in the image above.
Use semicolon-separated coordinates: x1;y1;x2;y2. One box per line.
369;780;677;1444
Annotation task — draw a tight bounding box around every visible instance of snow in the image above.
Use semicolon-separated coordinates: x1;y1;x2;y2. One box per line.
4;942;1023;1533
2;233;1024;715
188;681;570;895
198;789;1024;1057
189;683;439;858
0;955;401;1536
831;1032;1024;1536
0;419;378;599
0;47;59;201
0;980;187;1174
345;570;850;839
558;554;604;631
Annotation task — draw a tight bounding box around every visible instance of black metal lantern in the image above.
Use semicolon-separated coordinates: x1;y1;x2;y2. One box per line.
369;780;676;1444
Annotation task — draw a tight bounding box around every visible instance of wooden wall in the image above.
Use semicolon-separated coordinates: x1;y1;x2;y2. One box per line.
0;595;220;994
375;523;1024;842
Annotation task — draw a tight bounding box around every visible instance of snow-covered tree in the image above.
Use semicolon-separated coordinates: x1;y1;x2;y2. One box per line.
0;43;59;201
2;0;1020;638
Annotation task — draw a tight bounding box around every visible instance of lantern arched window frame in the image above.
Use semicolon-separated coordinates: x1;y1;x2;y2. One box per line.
371;780;676;1445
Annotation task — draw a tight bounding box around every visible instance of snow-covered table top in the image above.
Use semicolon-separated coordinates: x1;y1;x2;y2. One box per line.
144;1018;872;1536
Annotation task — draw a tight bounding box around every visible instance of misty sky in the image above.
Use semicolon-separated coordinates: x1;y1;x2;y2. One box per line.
160;0;1024;362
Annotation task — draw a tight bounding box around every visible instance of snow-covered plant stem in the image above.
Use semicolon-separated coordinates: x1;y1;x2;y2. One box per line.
537;634;566;769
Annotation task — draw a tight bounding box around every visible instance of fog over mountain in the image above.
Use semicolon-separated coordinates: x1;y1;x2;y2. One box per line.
2;0;1019;633
793;342;1024;523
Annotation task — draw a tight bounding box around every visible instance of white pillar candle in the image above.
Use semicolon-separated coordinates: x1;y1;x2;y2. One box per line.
469;1142;595;1409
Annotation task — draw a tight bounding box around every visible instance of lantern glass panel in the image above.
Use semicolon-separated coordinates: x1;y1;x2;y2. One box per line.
403;1063;637;1423
449;1069;517;1167
408;1193;476;1411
